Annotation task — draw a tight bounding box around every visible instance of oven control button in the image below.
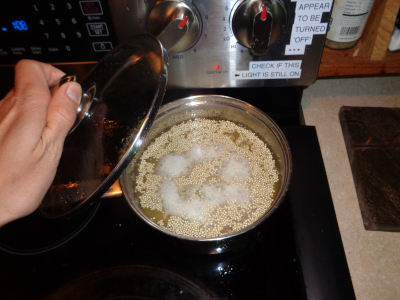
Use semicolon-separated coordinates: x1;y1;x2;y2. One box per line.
92;41;113;52
80;1;104;16
232;0;286;56
86;22;109;36
147;0;200;53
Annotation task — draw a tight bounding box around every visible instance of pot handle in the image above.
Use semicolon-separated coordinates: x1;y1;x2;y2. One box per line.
102;179;123;198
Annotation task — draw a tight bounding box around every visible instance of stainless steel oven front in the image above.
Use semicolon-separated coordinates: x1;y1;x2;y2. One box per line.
0;0;332;88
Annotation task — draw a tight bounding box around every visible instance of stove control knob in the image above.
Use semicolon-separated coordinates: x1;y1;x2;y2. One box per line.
232;0;287;56
147;0;200;53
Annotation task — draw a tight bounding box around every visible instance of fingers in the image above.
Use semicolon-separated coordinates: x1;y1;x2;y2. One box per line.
42;81;81;146
14;60;65;96
3;87;15;100
10;60;67;143
14;59;66;119
9;59;81;154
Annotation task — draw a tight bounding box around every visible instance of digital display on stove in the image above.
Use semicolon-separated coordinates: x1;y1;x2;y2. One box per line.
11;20;29;31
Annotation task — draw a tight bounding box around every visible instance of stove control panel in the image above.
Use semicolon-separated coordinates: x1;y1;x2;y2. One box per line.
0;0;333;87
0;0;118;64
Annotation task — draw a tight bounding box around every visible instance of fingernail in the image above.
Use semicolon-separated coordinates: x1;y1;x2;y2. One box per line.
66;82;82;104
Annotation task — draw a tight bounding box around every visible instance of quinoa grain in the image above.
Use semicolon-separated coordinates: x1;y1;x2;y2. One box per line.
134;119;279;238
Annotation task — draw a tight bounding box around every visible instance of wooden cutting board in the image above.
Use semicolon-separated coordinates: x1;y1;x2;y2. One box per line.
339;107;400;231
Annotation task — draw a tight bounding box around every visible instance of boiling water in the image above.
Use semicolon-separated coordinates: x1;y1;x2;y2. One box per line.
133;119;279;238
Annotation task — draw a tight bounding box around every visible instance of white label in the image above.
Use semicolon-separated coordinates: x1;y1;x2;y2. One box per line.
285;44;306;55
250;60;302;70
295;12;324;24
290;34;314;45
292;23;328;34
233;70;302;79
327;0;375;42
286;0;333;55
295;1;332;13
233;60;302;80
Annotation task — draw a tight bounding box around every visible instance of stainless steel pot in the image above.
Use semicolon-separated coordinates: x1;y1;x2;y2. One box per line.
119;95;292;254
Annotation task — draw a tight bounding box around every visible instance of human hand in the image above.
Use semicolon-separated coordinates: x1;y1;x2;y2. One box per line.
0;60;81;227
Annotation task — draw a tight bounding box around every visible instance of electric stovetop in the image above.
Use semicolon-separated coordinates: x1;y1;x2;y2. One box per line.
0;87;355;300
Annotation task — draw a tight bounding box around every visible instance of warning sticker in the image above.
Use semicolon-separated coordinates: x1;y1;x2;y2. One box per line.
285;0;333;55
233;60;302;80
233;70;302;79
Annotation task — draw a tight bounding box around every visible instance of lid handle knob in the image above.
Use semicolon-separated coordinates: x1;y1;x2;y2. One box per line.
59;74;96;135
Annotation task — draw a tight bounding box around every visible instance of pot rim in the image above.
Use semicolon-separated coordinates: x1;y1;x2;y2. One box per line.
120;95;292;242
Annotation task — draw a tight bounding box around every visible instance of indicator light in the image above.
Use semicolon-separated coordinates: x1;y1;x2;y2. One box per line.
215;65;220;70
1;27;7;31
260;5;267;21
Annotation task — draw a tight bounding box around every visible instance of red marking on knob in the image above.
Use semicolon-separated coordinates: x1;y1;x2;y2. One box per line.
178;15;189;29
260;5;267;21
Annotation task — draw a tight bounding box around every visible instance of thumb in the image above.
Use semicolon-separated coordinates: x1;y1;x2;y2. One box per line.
44;81;81;145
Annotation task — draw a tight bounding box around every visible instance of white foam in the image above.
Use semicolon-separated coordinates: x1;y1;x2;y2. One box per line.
222;184;250;204
156;153;190;177
220;154;252;181
160;181;206;220
202;183;228;207
158;145;252;222
202;183;250;206
156;144;225;178
159;180;182;216
180;198;207;220
185;144;222;162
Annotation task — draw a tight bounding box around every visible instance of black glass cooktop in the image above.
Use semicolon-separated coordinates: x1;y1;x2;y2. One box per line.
0;87;355;300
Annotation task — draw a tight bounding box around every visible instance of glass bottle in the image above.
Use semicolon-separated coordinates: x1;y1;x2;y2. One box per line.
325;0;376;50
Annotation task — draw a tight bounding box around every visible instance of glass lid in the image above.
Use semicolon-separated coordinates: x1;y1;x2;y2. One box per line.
38;34;168;218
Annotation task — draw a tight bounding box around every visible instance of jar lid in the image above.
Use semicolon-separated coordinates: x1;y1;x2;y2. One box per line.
38;35;168;218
